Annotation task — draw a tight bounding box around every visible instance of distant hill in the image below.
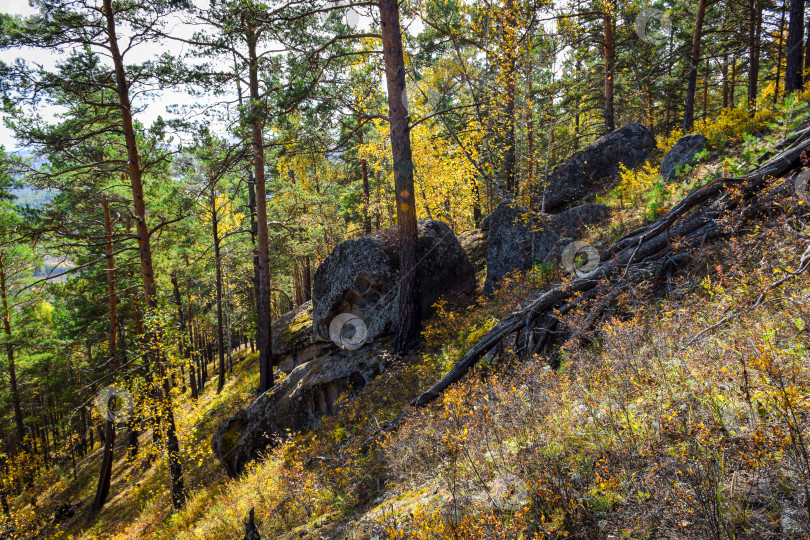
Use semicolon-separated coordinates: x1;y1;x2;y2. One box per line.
33;256;73;283
10;186;55;208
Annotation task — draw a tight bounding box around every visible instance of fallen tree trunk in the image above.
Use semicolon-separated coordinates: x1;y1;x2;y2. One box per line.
412;128;810;407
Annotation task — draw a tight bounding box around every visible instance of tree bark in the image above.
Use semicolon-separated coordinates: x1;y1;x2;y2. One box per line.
210;184;227;393
293;261;302;306
603;3;616;133
78;403;87;456
246;27;274;393
247;175;263;358
804;15;810;75
722;49;729;108
775;2;787;105
103;0;184;508
92;195;118;512
359;133;372;235
172;276;197;400
380;0;422;356
684;0;708;132
0;252;24;445
731;53;737;107
748;0;763;112
703;58;710;121
502;0;518;193
302;256;312;302
785;0;805;93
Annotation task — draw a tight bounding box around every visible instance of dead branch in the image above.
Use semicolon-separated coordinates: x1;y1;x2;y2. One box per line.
412;129;810;408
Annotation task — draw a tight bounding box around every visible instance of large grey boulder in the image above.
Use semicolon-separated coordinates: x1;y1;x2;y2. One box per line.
311;220;476;344
537;123;655;211
660;133;707;180
483;201;609;294
212;345;387;477
457;229;488;274
271;301;331;374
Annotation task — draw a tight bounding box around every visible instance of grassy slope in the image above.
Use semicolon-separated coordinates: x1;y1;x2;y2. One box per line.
10;101;810;539
8;346;260;539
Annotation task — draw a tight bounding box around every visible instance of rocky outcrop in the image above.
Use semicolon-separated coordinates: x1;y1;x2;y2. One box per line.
212;345;388;477
537;123;655;211
311;220;476;344
483;201;609;294
660;133;707;180
457;229;488;274
213;222;477;477
271;301;330;374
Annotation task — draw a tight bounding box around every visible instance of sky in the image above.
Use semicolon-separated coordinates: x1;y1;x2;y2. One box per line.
0;1;381;154
0;0;221;152
0;0;39;150
0;1;436;156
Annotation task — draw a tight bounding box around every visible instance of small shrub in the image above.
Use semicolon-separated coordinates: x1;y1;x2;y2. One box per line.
693;107;759;149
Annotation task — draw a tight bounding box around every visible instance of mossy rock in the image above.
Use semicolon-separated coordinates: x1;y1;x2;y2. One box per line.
272;301;315;356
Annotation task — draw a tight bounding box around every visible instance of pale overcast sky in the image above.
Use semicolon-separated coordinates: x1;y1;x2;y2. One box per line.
0;1;419;154
0;0;229;152
0;0;38;150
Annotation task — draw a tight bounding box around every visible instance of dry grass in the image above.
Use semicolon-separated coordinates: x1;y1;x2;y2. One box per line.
82;208;810;540
8;103;810;539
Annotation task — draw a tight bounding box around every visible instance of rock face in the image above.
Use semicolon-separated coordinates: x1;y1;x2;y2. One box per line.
311;220;476;343
212;345;387;477
660;133;707;180
457;229;488;274
538;123;655;211
271;301;331;374
483;201;609;294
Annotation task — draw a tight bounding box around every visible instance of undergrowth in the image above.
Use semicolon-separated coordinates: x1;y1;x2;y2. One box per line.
15;96;810;540
151;202;810;539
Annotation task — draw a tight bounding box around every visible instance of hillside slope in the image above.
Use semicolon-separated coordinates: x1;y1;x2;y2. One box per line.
8;104;810;539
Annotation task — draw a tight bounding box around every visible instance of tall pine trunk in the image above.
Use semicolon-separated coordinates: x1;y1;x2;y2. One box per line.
172;275;197;400
804;16;810;75
748;0;763;111
247;175;263;359
722;52;730;108
380;0;422;356
102;0;185;508
246;29;274;393
603;4;616;133
359;133;372;235
502;0;518;193
775;3;787;105
92;196;118;512
0;251;24;446
211;184;226;393
785;0;805;92
302;256;312;302
684;0;708;132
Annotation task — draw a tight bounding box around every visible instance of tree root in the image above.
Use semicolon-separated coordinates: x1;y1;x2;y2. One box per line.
412;130;810;408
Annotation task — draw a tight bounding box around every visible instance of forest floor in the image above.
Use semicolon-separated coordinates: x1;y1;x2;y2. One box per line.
11;103;810;539
14;344;260;539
